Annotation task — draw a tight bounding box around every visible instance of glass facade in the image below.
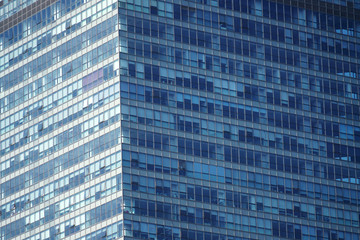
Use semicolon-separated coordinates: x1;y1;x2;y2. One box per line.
0;0;359;239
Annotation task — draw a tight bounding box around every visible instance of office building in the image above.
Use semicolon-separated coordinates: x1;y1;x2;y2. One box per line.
1;0;360;239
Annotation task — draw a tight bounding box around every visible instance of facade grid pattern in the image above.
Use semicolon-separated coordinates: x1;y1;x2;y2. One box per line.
0;0;359;240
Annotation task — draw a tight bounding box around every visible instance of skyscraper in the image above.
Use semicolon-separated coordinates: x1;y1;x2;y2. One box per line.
1;0;360;239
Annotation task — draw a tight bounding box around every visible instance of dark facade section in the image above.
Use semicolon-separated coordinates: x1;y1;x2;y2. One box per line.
0;0;58;33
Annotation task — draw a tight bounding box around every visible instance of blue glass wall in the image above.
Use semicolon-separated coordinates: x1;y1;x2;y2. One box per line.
119;0;360;239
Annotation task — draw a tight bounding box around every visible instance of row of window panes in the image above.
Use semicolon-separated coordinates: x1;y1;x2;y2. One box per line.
123;112;360;184
0;0;115;73
0;59;118;115
0;0;96;50
122;75;360;143
0;82;119;160
118;0;150;14
123;147;360;204
122;129;360;206
0;129;120;217
127;12;360;62
0;84;119;179
138;63;360;139
1;196;122;240
0;152;121;221
1;175;117;235
121;1;360;53
0;0;37;22
0;16;116;92
76;220;122;240
126;17;360;80
0;38;118;135
78;220;253;240
1;175;119;238
35;220;122;240
123;173;359;227
171;6;360;78
149;0;174;17
124;196;273;235
135;121;352;168
122;219;255;240
123;17;360;100
232;0;358;37
0;108;120;199
122;41;360;121
124;31;360;104
121;104;360;185
123;196;359;239
123;218;358;240
175;0;360;38
119;83;360;163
